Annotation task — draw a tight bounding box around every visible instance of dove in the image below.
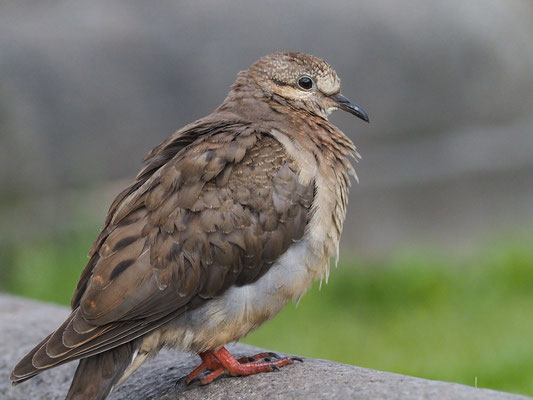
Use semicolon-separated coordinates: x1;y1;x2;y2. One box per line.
10;51;369;399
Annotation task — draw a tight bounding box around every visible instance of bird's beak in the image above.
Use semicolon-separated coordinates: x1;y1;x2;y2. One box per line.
329;93;369;122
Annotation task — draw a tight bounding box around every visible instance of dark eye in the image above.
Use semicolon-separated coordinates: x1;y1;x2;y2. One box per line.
297;75;314;91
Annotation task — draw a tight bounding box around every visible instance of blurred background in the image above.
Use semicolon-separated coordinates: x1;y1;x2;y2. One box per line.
1;0;532;396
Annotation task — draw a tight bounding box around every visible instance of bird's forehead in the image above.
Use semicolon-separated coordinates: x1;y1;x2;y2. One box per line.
253;52;341;95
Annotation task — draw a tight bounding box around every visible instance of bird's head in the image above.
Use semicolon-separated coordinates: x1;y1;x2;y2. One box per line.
247;52;369;122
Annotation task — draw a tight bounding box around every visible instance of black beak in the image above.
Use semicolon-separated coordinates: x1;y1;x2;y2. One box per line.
329;93;369;122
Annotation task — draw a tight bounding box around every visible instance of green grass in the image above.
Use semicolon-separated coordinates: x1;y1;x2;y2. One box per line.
1;231;532;396
244;243;533;396
0;230;95;305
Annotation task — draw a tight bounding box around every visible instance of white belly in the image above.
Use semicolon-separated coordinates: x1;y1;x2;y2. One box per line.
151;234;327;353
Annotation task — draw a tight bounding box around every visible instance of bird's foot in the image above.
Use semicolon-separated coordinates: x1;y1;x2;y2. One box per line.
183;351;221;384
184;347;301;385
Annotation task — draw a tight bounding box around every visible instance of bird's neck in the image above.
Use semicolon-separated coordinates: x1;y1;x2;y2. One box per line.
218;73;357;171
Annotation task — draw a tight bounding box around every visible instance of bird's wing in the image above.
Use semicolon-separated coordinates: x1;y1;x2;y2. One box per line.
11;118;314;382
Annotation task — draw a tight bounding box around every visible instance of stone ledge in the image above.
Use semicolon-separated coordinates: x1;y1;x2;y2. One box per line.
0;293;530;400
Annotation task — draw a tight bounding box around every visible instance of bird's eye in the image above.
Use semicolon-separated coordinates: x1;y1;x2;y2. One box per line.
297;75;314;91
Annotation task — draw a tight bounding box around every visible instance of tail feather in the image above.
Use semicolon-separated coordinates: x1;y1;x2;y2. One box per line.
65;341;138;400
10;308;176;385
10;332;54;384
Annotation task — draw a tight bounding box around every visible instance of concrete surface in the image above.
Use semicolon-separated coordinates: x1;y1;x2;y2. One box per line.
1;293;530;400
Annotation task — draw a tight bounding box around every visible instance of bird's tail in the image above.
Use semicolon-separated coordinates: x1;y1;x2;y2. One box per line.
65;341;139;400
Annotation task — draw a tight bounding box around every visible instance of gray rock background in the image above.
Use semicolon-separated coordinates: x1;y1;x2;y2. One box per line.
1;0;532;256
2;293;531;400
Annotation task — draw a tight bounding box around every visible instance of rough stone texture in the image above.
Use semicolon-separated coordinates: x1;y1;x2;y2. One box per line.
1;293;530;400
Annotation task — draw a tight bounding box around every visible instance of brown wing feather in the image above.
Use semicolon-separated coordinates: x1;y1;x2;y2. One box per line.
11;116;314;383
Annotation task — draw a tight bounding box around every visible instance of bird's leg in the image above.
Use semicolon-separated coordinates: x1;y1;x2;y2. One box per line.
184;351;221;384
199;347;299;385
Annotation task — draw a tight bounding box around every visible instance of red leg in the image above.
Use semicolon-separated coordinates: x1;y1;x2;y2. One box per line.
182;347;302;386
184;351;221;384
199;366;226;385
199;347;298;385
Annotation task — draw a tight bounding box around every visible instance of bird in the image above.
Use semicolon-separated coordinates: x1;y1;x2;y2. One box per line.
10;51;369;399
